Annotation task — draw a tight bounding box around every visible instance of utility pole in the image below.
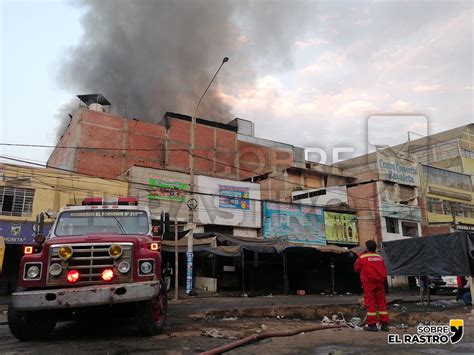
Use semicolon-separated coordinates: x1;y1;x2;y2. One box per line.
187;57;229;295
174;220;179;300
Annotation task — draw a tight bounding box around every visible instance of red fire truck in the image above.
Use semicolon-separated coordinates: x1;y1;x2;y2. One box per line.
8;197;167;340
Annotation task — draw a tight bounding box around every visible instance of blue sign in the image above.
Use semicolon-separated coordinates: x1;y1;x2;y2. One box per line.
218;185;250;209
263;202;326;245
0;221;52;245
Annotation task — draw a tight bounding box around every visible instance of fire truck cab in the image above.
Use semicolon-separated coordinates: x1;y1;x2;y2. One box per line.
8;197;167;341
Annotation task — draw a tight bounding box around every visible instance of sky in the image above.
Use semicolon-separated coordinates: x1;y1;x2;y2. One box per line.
1;0;473;166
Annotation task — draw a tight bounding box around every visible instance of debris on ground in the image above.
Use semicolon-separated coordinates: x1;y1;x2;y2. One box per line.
391;303;407;313
222;317;238;321
348;317;362;327
431;299;456;308
261;324;268;331
202;329;236;339
321;316;331;324
263;293;273;298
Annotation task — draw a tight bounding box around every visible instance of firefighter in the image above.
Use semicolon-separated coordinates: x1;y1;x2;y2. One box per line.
354;240;389;332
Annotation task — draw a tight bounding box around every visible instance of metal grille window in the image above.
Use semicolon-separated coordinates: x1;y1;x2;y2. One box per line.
0;187;35;216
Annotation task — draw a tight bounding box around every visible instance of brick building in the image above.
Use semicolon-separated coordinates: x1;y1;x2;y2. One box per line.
48;109;296;181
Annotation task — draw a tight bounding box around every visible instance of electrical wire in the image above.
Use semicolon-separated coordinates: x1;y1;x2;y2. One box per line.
2;155;471;219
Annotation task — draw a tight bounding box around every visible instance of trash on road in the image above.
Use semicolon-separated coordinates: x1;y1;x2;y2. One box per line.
222;317;238;321
203;329;236;339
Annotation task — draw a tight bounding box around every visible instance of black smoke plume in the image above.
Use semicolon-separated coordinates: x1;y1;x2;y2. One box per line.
57;0;310;137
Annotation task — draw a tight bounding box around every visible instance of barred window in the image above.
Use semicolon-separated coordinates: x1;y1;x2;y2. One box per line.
0;187;35;216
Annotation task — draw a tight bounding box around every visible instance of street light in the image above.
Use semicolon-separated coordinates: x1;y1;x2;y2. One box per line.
187;57;229;295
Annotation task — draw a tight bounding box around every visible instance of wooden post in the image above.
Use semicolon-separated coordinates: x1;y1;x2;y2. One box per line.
470;276;474;311
283;251;289;295
242;250;245;296
330;256;335;295
174;220;179;300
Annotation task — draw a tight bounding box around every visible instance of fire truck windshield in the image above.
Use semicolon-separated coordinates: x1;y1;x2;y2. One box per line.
54;210;150;237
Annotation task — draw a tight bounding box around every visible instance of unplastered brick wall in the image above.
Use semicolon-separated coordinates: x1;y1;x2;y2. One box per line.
49;109;297;182
348;182;382;245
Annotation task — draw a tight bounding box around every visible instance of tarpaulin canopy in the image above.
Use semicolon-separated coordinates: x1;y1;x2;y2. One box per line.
161;232;351;256
383;231;474;276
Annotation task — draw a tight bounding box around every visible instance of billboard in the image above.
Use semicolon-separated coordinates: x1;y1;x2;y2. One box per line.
262;202;326;245
219;185;250;209
127;167;191;221
376;150;419;186
148;175;189;202
195;175;261;228
324;212;358;245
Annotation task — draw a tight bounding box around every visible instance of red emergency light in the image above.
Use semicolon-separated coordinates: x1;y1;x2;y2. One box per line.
101;269;114;282
67;270;80;283
82;197;138;206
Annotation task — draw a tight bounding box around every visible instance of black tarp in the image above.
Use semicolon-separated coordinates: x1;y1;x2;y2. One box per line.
161;232;351;256
383;231;474;276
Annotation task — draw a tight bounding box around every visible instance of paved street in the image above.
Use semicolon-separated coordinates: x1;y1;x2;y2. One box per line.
1;292;473;354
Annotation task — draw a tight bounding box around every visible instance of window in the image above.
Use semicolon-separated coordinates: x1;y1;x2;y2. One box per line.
0;187;35;216
427;197;443;214
401;221;419;237
422;165;472;190
385;217;399;233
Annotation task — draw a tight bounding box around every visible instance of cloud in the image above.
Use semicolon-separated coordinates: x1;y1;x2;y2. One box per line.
295;37;329;48
413;84;443;92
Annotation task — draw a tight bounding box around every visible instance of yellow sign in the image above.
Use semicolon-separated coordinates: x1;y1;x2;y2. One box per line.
324;212;358;245
0;237;5;273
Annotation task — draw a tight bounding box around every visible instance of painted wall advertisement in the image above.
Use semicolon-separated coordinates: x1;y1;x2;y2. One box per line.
148;174;189;202
263;202;326;245
128;167;190;221
324;212;358;245
195;176;261;228
376;150;419;186
0;221;53;245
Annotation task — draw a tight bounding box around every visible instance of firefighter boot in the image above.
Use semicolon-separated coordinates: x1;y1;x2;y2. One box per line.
381;324;390;332
364;324;378;332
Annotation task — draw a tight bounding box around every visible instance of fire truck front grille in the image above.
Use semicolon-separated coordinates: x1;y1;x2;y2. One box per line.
47;243;133;286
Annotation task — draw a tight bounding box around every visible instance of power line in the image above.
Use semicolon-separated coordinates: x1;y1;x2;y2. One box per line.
1;155;457;218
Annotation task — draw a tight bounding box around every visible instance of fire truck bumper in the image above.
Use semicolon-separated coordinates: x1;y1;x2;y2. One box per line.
11;281;160;311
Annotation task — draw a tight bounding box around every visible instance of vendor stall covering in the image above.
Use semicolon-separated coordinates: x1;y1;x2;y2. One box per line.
383;231;474;276
161;232;351;256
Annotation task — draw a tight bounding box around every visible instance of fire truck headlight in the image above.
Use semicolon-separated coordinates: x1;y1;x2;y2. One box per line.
49;263;62;276
118;261;130;274
109;244;123;259
25;264;41;279
139;260;153;275
58;246;73;261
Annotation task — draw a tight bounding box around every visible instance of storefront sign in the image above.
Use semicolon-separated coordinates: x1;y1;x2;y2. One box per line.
218;185;250;210
148;175;189;202
195;175;261;228
0;221;52;245
263;202;326;245
324;212;358;245
377;150;419;186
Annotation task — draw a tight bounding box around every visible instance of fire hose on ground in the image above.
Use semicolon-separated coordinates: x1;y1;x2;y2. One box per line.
200;323;348;355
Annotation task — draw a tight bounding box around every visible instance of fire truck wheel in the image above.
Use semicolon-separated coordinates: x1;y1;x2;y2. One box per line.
8;306;57;341
136;280;168;336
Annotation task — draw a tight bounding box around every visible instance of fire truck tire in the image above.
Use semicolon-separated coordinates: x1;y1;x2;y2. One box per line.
136;280;168;336
8;306;57;341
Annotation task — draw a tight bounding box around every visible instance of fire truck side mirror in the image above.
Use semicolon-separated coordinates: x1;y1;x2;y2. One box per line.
32;213;45;244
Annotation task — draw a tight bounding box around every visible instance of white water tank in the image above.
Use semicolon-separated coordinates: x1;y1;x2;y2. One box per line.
89;103;105;112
